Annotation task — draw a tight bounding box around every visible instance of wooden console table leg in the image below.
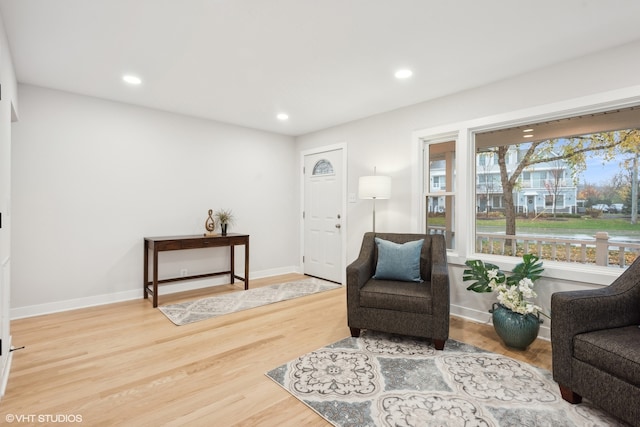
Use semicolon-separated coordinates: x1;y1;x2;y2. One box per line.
245;239;249;290
230;245;235;285
153;247;159;308
143;240;149;299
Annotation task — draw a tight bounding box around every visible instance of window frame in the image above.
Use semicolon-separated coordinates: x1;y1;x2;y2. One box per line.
417;134;461;255
412;86;640;286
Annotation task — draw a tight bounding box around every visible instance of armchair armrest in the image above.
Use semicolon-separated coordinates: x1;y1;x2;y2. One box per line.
346;256;374;290
346;234;376;287
346;233;376;311
429;235;450;337
552;287;639;337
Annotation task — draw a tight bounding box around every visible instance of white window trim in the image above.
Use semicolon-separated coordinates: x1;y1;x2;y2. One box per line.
412;85;640;285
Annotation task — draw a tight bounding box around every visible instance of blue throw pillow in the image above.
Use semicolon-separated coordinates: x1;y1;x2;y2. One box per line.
373;237;424;282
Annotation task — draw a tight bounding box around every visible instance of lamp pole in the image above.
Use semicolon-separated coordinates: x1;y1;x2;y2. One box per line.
358;167;391;233
372;166;377;233
372;195;377;233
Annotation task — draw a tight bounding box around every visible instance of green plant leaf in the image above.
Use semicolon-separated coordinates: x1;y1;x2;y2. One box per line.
508;253;544;285
462;259;504;293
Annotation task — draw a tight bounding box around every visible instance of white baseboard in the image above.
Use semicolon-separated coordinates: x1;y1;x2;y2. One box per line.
10;269;551;342
10;266;300;320
451;303;550;341
450;303;493;325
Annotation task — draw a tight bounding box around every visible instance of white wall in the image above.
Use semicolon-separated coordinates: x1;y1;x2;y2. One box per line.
296;39;640;338
11;85;299;317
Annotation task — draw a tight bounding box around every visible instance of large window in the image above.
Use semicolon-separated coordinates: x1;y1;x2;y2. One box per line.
474;108;640;268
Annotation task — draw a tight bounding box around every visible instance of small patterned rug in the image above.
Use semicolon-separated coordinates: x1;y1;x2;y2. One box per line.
266;331;628;427
158;277;341;325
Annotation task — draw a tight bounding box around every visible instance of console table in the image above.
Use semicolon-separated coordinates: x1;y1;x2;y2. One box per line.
143;233;249;307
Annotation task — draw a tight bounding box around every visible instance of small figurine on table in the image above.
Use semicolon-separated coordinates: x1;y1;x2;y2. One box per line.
204;209;217;236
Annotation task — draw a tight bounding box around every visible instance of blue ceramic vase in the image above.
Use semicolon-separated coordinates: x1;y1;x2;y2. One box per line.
490;303;542;350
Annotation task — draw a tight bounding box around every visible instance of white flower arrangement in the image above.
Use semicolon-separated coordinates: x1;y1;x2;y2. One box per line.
489;274;540;315
463;254;548;318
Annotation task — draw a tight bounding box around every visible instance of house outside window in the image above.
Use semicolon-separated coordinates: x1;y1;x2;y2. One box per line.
472;146;577;217
545;195;565;208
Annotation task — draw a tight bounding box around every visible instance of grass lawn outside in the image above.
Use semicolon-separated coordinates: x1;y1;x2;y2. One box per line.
477;216;640;232
429;215;640;238
427;214;640;265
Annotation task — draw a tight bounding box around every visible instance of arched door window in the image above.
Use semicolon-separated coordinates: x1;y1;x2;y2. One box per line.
312;159;334;175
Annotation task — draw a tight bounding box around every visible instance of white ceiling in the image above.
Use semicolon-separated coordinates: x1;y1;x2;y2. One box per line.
2;0;640;136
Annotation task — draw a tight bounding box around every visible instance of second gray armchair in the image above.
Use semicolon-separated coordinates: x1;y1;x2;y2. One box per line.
551;256;640;426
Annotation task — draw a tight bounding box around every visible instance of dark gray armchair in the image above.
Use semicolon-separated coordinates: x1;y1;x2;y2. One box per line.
551;256;640;426
346;232;450;350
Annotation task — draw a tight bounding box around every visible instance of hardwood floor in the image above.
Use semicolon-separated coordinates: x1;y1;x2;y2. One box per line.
0;274;552;426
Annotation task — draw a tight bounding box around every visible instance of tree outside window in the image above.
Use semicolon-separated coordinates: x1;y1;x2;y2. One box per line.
473;109;640;267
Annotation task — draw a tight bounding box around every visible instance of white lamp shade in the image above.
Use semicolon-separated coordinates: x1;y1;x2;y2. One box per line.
359;175;391;199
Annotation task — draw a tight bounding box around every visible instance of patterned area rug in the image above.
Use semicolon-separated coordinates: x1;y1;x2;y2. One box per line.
158;277;341;325
266;331;628;427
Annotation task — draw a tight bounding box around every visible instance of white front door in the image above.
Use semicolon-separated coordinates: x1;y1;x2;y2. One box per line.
303;149;343;283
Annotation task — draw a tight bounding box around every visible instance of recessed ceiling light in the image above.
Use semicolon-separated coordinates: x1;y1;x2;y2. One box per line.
122;75;142;85
522;128;534;133
523;134;534;138
394;69;413;79
277;113;289;121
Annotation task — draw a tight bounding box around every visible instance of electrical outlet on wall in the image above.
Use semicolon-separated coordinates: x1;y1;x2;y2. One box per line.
180;268;188;277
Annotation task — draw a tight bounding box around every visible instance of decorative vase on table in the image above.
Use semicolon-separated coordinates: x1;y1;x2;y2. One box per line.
463;254;548;351
490;303;542;350
214;209;235;237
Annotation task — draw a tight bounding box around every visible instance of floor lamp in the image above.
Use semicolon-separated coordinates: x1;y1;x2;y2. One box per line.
358;168;391;233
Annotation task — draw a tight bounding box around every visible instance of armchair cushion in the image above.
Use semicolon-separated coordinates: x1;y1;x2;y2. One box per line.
373;237;424;282
360;279;432;314
573;326;640;386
